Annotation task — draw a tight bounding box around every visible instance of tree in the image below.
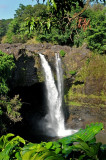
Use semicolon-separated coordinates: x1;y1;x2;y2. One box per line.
4;4;47;43
0;51;15;95
28;0;91;45
0;19;12;42
34;0;105;31
86;5;106;54
0;51;22;135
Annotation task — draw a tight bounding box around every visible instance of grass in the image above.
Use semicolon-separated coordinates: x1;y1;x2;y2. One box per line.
74;53;106;83
67;89;106;102
66;53;106;108
66;86;106;108
68;101;82;106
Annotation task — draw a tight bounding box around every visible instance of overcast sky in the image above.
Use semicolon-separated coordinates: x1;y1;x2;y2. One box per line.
0;0;44;20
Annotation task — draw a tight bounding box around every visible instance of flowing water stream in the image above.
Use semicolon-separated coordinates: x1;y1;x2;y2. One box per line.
39;53;77;137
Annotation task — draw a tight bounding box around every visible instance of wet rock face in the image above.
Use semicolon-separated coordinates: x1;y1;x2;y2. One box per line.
13;53;38;87
0;44;40;87
0;43;89;86
0;43;106;143
0;43;105;95
0;43;57;87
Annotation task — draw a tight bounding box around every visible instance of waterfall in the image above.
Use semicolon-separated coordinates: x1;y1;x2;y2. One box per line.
39;53;77;137
55;53;65;134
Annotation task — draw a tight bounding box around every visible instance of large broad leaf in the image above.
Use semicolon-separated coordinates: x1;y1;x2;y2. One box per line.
0;134;25;160
0;143;18;160
21;149;37;160
0;133;14;149
21;143;38;155
21;145;64;160
15;152;22;160
45;155;63;160
59;123;103;145
10;136;25;144
33;150;64;160
21;143;47;160
45;141;53;149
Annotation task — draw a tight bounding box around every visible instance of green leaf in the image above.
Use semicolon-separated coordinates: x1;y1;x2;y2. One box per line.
100;144;106;151
10;136;25;145
51;141;61;149
15;152;22;160
45;142;53;149
35;150;64;160
59;123;103;145
0;143;15;160
74;142;90;152
22;143;37;154
0;133;14;149
62;145;73;157
45;155;64;160
51;0;57;9
79;154;86;160
55;147;61;154
47;20;51;29
21;149;36;160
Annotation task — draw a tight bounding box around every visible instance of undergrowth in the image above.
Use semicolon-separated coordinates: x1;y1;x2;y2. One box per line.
0;123;106;160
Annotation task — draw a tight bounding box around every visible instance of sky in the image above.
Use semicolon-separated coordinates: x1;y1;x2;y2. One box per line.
0;0;44;20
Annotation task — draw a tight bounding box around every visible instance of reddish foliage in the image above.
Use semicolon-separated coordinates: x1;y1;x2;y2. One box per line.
78;17;90;31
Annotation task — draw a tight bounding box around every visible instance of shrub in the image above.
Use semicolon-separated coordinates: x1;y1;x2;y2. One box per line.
86;6;106;54
0;123;105;160
0;51;15;95
69;70;77;75
60;50;66;57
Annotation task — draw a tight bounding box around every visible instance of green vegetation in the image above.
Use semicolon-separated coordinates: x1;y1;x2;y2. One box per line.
0;1;105;54
0;95;22;122
1;4;47;43
0;123;105;160
60;50;66;57
68;101;82;106
65;53;106;108
74;53;106;83
0;1;105;159
69;70;77;76
0;51;22;135
0;19;12;42
0;51;15;95
85;5;106;54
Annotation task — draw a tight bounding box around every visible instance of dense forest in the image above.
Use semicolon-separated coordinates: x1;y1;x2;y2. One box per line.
0;0;106;159
0;1;105;54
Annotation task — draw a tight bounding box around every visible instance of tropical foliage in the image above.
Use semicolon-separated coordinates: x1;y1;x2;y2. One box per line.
0;123;105;160
0;1;105;54
0;51;15;95
0;51;22;136
1;4;47;44
0;19;12;42
85;5;106;54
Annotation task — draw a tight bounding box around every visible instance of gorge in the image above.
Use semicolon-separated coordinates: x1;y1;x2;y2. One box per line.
0;43;105;143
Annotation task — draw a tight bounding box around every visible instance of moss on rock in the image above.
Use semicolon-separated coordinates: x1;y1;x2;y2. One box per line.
65;53;106;108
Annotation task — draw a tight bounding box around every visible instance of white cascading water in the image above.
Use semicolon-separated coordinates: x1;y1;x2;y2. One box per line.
39;53;77;137
55;53;66;136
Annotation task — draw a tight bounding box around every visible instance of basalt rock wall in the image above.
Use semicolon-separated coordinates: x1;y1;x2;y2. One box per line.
0;43;106;142
0;43;90;86
0;43;105;103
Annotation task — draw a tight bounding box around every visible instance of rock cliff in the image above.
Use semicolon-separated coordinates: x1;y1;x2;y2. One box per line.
0;43;106;143
0;43;106;110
